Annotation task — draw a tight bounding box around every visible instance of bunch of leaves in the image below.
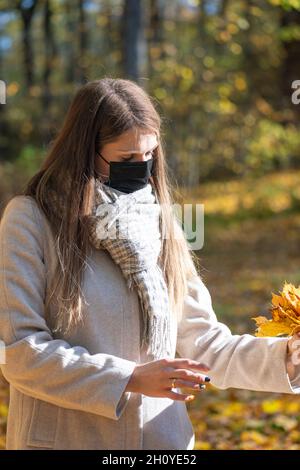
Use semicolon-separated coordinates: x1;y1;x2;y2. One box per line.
252;282;300;337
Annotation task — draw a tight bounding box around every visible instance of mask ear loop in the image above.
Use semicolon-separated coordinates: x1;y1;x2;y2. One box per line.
96;152;110;184
148;156;158;202
150;156;156;176
97;152;110;165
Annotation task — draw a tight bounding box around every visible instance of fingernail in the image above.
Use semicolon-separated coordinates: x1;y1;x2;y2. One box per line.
204;376;210;382
199;384;206;389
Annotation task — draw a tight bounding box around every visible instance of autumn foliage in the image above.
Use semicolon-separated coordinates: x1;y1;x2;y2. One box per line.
253;282;300;338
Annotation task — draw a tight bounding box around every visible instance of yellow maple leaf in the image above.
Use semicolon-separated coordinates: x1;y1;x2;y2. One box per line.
252;281;300;337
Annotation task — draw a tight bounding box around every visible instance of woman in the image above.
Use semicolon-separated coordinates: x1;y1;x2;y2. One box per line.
0;77;300;450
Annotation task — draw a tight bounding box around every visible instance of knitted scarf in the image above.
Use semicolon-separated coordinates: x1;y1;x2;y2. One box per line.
84;178;173;360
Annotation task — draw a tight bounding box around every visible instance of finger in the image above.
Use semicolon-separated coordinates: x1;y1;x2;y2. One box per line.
288;333;300;355
164;390;196;402
287;358;295;380
166;369;210;384
168;378;207;391
166;359;210;371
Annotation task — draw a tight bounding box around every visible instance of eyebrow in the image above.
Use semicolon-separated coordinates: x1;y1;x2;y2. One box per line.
115;143;159;154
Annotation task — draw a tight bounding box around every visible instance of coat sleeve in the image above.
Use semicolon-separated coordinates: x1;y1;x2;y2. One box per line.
0;196;137;421
176;275;300;394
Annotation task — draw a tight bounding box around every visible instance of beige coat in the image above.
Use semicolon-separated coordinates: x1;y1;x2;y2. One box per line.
0;195;299;450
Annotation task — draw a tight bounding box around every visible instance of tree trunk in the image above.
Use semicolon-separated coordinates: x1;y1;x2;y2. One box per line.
121;0;146;81
77;0;89;84
64;0;76;84
147;0;166;82
17;0;38;88
43;0;56;109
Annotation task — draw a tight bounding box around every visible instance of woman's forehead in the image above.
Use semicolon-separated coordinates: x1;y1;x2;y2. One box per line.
104;129;158;153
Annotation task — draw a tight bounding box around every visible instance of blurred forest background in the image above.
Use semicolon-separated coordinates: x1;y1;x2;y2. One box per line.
1;0;300;450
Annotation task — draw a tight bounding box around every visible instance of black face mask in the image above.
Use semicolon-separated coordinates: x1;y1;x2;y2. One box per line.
96;152;154;194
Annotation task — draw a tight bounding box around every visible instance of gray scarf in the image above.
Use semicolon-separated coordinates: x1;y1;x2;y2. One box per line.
85;178;173;360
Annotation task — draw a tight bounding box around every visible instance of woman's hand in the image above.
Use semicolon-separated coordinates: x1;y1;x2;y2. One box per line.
287;331;300;380
125;358;211;402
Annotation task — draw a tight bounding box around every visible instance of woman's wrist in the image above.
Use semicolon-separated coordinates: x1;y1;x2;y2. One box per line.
124;364;139;393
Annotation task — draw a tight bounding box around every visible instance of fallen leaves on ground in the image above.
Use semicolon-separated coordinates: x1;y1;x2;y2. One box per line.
189;387;300;450
0;378;8;450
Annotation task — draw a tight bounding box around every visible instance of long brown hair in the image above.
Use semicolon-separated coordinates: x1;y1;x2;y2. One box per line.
23;78;201;334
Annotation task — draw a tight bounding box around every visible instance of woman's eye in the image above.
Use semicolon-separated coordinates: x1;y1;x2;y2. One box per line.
122;150;155;162
122;156;134;161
